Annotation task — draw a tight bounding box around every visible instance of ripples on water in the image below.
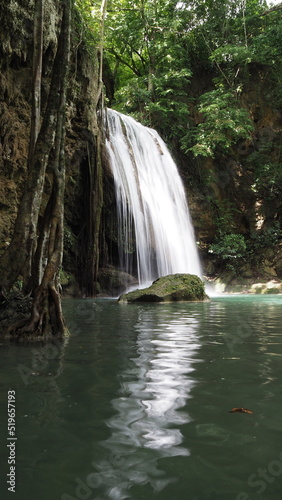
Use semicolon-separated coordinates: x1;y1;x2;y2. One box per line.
1;296;282;500
93;307;203;499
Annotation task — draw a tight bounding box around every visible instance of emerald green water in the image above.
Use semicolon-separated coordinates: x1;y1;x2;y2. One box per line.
1;295;282;500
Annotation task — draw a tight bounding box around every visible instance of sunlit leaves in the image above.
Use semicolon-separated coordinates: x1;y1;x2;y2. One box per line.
104;0;185;76
182;88;254;157
73;0;100;53
211;45;252;65
210;233;247;260
74;0;281;168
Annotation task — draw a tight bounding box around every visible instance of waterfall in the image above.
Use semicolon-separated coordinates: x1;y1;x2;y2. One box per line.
105;108;202;286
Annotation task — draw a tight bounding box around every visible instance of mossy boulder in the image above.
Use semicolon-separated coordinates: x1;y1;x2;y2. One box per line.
118;273;209;303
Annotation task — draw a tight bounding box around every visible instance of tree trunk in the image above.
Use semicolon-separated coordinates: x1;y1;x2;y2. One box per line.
97;0;108;105
78;0;106;296
2;0;71;338
23;0;71;337
0;2;69;293
28;0;44;162
23;0;44;288
79;137;103;296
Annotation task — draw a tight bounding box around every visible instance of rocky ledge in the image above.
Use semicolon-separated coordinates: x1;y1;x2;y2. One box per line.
118;273;209;303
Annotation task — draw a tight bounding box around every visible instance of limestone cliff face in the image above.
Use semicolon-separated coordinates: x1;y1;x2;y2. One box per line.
0;0;34;244
0;0;101;291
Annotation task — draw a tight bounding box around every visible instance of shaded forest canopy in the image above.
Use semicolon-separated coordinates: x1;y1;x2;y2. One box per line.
0;0;282;337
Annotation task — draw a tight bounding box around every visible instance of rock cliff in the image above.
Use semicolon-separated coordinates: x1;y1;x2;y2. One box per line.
0;0;101;294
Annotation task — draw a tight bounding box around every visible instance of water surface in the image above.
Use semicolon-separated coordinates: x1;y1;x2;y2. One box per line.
1;295;282;500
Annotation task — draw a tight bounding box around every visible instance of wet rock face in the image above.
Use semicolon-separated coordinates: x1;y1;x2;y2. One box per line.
0;0;61;244
118;273;209;303
0;1;100;286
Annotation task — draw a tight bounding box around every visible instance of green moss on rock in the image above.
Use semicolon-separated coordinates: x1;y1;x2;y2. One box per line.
118;273;209;303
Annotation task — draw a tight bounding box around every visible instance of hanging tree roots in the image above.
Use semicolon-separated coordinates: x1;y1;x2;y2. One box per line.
0;285;68;340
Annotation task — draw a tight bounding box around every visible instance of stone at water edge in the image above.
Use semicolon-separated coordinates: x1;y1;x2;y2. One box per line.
97;268;137;296
118;273;209;303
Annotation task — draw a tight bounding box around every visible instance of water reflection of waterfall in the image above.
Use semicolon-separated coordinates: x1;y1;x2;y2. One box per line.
105;108;202;286
93;307;202;499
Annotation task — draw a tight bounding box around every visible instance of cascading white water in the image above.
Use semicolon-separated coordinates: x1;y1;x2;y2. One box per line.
105;108;202;286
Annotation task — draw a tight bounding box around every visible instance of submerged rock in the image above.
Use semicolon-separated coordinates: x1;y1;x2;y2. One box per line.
97;268;137;296
118;273;209;303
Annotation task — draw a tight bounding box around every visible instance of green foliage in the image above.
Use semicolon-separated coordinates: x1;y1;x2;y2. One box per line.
208;200;247;267
104;0;184;75
114;67;193;140
246;144;282;200
114;77;152;114
73;0;100;56
59;268;71;285
250;223;282;252
211;45;252;66
145;68;192;139
250;18;282;105
75;0;280;147
253;161;282;199
250;18;282;66
181;87;254;157
244;222;282;267
210;233;247;260
14;280;23;291
214;200;239;234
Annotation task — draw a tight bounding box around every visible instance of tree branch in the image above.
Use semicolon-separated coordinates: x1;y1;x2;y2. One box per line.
260;4;282;16
106;48;142;76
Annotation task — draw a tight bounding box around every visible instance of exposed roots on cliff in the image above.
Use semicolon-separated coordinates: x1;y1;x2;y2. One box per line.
0;286;68;341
